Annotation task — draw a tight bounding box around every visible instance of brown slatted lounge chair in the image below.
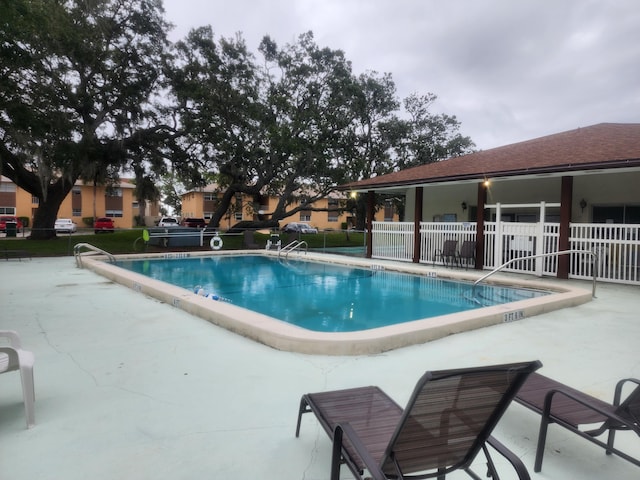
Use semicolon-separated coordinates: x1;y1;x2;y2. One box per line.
457;240;477;269
296;360;542;480
514;372;640;472
435;239;458;267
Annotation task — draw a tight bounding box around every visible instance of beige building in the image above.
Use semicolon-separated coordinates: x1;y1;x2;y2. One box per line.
181;185;397;230
0;176;160;229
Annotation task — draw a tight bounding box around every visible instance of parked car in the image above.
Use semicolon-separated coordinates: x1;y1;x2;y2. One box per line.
157;216;179;227
54;218;77;233
281;222;318;234
180;217;207;228
94;217;115;233
0;216;23;233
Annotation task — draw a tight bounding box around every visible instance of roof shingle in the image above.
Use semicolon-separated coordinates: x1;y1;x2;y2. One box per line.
345;123;640;189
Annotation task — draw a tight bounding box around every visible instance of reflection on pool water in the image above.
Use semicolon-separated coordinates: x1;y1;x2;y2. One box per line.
115;255;548;332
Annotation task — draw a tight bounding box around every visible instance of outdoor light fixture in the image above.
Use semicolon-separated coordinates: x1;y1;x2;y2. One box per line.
483;178;490;187
580;198;587;212
461;201;467;211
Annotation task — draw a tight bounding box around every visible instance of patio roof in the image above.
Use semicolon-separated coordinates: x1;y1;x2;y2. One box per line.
344;123;640;191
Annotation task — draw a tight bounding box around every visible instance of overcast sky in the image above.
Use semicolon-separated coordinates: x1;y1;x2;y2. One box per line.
161;0;640;150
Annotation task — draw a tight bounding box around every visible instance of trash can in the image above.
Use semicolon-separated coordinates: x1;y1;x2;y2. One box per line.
5;221;17;237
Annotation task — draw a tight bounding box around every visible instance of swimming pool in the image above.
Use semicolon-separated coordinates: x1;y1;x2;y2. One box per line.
81;251;592;355
114;255;548;332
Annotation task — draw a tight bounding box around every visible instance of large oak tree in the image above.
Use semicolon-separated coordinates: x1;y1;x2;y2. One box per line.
0;0;170;238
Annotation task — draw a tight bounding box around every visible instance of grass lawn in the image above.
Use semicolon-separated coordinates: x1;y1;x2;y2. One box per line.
0;229;367;257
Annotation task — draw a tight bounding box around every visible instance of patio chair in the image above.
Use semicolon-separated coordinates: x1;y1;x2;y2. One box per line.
296;360;542;480
0;330;35;428
435;239;458;267
514;372;640;472
457;240;477;269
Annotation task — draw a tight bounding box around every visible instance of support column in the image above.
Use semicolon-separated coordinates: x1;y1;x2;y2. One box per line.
366;190;374;258
475;181;487;270
558;176;573;279
412;187;423;263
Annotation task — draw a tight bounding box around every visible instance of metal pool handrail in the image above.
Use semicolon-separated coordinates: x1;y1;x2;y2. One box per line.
279;240;308;258
73;242;116;268
472;249;598;298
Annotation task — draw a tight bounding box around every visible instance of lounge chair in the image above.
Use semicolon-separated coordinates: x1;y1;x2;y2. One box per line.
0;330;35;428
435;239;458;267
458;240;477;269
296;360;542;480
514;372;640;472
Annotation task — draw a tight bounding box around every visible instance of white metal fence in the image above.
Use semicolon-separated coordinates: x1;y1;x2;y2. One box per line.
371;221;414;261
371;221;640;285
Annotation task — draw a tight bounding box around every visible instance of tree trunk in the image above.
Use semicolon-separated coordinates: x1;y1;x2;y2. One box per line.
30;184;72;240
208;189;236;228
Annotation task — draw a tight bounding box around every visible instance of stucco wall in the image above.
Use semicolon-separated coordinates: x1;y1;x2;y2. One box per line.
403;170;639;224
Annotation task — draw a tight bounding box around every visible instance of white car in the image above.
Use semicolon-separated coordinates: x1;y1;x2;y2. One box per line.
157;216;179;227
54;218;77;233
282;222;318;234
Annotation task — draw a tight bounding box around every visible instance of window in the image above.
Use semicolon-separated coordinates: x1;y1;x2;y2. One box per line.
72;187;81;195
72;209;81;217
384;200;394;222
328;199;339;222
299;212;311;222
106;187;122;197
32;196;39;204
0;183;16;192
204;193;216;201
0;207;16;214
593;205;640;224
105;210;123;218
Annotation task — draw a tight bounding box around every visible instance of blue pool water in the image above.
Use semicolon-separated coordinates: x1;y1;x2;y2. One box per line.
115;255;548;332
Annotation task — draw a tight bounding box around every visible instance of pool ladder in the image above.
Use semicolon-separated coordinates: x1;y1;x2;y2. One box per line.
279;240;308;258
73;242;116;268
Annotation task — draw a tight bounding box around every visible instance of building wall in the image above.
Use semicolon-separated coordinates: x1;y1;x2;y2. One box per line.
404;170;640;224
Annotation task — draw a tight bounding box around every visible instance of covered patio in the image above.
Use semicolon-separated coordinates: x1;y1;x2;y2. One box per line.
348;123;640;285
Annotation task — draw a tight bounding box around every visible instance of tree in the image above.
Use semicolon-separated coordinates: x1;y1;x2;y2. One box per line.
0;0;171;238
167;26;268;228
168;30;360;229
256;32;360;224
344;71;402;228
397;93;475;169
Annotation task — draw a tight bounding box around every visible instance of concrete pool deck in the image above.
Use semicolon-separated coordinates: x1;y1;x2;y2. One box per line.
1;256;639;479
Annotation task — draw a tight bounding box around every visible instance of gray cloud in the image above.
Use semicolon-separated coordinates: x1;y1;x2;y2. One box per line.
162;0;640;149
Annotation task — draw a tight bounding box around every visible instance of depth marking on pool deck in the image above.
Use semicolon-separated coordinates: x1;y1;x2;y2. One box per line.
81;250;593;355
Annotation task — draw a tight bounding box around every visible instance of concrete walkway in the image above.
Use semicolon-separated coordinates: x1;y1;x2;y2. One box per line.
1;256;639;479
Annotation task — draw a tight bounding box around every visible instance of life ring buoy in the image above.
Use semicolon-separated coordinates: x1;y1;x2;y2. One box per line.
210;235;223;250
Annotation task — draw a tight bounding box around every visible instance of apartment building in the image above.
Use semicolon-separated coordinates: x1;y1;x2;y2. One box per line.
0;176;160;229
181;185;397;230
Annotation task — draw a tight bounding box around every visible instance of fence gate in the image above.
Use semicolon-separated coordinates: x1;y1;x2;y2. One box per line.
487;202;560;276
